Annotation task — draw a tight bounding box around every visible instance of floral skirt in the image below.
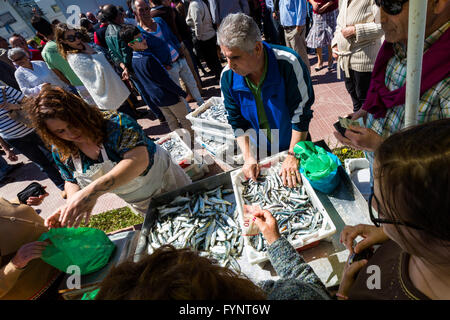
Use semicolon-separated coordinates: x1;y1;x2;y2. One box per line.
306;9;339;49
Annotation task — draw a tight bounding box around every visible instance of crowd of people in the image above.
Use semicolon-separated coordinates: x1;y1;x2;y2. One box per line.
0;0;449;301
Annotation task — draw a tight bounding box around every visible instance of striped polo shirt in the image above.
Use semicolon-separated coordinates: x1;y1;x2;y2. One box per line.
0;86;34;140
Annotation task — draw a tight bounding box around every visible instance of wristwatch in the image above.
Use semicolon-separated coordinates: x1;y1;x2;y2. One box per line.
287;151;295;157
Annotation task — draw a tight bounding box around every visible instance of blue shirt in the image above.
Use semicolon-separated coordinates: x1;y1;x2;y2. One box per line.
279;0;307;27
265;0;275;12
138;25;173;67
131;51;186;108
149;22;179;63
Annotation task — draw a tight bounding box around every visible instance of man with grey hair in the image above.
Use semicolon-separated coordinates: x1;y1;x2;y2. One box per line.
219;13;314;188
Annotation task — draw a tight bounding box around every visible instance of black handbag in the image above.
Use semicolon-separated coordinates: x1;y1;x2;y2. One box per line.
17;182;47;204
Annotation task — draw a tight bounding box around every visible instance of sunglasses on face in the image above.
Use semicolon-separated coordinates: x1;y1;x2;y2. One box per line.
65;32;83;42
368;186;424;231
129;37;143;45
375;0;409;16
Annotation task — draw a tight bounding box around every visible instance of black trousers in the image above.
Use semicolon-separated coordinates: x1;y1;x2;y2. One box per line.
344;69;372;112
197;36;223;80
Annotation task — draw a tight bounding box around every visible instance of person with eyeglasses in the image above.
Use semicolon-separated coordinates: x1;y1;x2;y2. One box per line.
7;48;70;97
30;16;94;104
119;25;194;138
337;119;450;300
54;24;136;119
334;0;450;181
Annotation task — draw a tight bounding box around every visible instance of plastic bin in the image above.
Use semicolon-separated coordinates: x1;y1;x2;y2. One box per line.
230;151;337;265
156;131;194;168
186;97;233;137
344;158;371;200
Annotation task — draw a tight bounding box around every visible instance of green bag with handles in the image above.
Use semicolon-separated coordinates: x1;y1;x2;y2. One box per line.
293;141;341;194
38;227;116;275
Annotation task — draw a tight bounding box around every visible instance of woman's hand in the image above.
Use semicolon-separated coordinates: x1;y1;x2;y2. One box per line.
58;188;99;228
340;224;389;255
11;241;48;269
337;256;368;299
332;45;339;60
280;154;301;188
253;209;281;245
341;26;356;38
243;156;260;182
26;186;49;206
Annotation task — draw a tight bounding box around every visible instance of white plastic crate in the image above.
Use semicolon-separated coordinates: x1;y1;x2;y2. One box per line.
194;135;233;159
344;158;371;201
186;97;235;139
230;151;337;265
156;131;194;168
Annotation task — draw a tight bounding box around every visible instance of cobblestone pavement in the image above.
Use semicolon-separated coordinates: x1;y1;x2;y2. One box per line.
0;54;353;219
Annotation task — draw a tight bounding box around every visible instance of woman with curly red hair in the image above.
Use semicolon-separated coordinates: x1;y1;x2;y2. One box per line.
26;86;191;228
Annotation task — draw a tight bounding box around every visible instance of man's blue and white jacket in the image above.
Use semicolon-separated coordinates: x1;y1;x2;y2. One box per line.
220;42;314;152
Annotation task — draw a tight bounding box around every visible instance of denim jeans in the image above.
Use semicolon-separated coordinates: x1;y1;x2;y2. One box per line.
5;132;65;190
167;58;204;106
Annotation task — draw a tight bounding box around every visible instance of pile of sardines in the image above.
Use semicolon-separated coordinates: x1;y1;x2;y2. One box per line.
159;136;190;163
241;163;323;252
148;187;243;272
198;103;228;123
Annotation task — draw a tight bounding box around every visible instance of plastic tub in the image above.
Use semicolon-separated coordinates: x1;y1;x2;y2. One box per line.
230;151;337;265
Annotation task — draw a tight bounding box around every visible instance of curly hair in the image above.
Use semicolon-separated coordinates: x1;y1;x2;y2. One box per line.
54;23;92;59
95;245;267;300
25;86;107;161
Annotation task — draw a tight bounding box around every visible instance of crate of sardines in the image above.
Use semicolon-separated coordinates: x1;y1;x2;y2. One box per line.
134;172;244;272
187;97;235;140
230;151;337;265
157;131;194;168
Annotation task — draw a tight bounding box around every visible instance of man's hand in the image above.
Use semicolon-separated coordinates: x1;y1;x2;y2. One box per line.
296;25;305;33
26;186;49;206
243;157;260;182
272;12;279;20
11;241;48;269
340;224;389;255
334;126;384;152
253;209;281;245
280;154;301;188
341;26;356;38
350;109;368;122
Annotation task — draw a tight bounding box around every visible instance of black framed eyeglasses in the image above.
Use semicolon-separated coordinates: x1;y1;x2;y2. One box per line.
368;187;424;230
375;0;409;16
65;32;83;42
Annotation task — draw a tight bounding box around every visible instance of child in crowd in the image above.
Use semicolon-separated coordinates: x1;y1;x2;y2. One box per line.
118;25;193;138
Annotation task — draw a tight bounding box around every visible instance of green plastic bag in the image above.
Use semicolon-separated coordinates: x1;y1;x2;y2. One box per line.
38;228;116;275
81;288;100;300
293;141;338;181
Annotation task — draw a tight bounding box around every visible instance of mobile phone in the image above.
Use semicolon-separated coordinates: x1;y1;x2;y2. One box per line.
333;121;347;137
348;247;375;265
